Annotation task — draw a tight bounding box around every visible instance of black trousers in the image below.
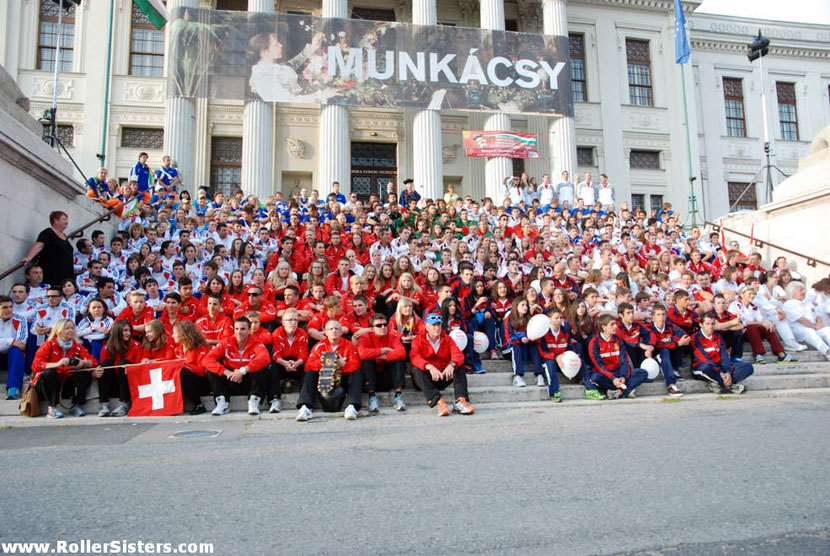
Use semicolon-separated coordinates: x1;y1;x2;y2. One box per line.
36;369;92;407
361;360;405;393
180;368;210;405
415;369;470;406
671;345;692;371
206;371;268;399
296;369;363;412
269;361;304;400
97;368;131;404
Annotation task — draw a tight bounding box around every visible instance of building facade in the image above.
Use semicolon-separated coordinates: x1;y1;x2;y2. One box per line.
2;0;829;220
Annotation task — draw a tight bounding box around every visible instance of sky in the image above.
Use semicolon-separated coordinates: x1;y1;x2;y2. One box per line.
697;0;830;25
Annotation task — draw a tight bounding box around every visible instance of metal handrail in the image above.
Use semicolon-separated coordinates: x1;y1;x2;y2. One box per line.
705;220;830;269
0;206;120;283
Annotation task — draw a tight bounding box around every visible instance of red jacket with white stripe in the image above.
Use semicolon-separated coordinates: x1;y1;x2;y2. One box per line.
357;331;406;362
203;336;271;376
410;332;464;372
271;327;309;362
306;339;360;375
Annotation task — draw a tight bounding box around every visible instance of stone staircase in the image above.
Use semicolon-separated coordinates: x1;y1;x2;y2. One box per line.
3;350;829;418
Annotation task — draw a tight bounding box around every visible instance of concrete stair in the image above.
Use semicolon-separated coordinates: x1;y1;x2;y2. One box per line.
5;350;829;417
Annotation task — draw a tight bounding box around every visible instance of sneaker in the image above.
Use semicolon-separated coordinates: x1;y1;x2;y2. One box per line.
296;405;312;422
666;384;684;398
626;389;637;399
268;398;282;414
6;387;20;400
754;354;767;364
97;402;111;417
512;375;527;387
47;407;64;419
190;403;207;416
473;366;486;375
707;382;722;394
777;353;797;363
583;389;604;401
550;392;562;403
435;398;451;417
730;383;746;395
247;395;261;416
212;396;230;416
393;392;406;411
606;389;622;400
536;375;546;387
344;404;358;420
110;403;128;417
368;394;380;413
69;405;86;417
453;397;475;415
785;343;807;352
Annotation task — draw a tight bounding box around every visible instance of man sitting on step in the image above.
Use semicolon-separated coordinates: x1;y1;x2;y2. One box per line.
692;314;754;395
357;312;407;413
585;313;649;400
203;316;271;416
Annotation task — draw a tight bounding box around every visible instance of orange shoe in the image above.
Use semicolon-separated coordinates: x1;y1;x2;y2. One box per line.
454;398;475;415
435;398;450;417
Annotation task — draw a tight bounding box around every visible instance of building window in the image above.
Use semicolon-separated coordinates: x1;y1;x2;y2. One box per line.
576;146;594;167
37;0;76;72
727;182;757;212
629;150;660;170
121;127;164;149
211;137;243;195
215;0;247;10
129;2;165;77
626;39;653;107
631;193;645;211
776;82;799;141
505;19;519;32
649;194;663;212
723;77;746;138
512;158;525;177
350;7;396;21
569;34;587;103
42;123;74;147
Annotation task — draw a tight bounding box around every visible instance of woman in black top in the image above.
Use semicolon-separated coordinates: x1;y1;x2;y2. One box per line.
21;211;73;286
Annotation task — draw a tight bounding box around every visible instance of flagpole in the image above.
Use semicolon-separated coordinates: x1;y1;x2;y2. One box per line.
679;63;700;229
98;0;115;167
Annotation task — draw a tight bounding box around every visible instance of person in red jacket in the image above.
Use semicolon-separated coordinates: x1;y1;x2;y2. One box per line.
340;295;373;341
296;319;361;422
97;320;141;417
195;295;233;345
585;313;649;400
232;286;277;327
269;308;309;414
177;277;201;320
136;320;176;362
692;314;754;395
115;290;155;340
324;257;353;297
203;316;271;416
32;319;97;419
307;296;343;342
357;313;407;413
158;292;185;336
410;313;474;417
172;320;211;415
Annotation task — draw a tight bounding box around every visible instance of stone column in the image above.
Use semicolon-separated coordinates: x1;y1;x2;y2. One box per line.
241;0;275;200
480;0;513;203
543;0;577;177
163;0;199;191
318;0;350;196
412;0;443;201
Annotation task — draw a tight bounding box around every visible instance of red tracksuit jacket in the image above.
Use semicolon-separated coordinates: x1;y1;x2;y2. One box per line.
306;339;360;374
357;332;406;362
271;327;310;362
203;336;271;376
410;332;464;372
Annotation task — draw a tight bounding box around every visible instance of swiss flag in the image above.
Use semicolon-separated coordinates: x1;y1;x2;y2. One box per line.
126;359;185;416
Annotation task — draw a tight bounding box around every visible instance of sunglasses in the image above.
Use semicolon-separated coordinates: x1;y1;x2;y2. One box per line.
373;323;387;328
248;292;261;297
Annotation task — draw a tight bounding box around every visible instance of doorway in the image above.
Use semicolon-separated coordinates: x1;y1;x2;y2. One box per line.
351;142;397;200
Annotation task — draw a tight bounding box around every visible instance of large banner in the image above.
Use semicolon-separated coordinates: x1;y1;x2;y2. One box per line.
168;8;573;117
463;131;539;158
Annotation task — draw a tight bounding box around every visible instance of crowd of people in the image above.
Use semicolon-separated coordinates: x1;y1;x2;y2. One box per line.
3;150;830;422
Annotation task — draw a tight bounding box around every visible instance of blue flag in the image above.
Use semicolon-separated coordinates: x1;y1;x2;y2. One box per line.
674;0;690;64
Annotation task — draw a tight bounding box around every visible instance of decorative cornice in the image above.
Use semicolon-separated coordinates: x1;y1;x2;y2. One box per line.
691;38;830;60
574;0;700;13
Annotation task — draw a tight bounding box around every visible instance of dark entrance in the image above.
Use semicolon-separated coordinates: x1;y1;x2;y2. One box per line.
351;142;397;200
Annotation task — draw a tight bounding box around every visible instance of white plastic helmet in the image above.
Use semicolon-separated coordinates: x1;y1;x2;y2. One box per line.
527;314;551;341
556;351;581;379
472;331;489;354
641;357;661;380
449;329;468;351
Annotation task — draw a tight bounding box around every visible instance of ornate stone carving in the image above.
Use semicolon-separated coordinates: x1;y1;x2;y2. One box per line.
516;0;543;33
34;78;73;100
285;137;311;159
125;81;165;103
442;144;460;163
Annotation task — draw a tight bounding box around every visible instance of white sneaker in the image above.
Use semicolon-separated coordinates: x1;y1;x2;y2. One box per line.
268;398;281;413
212;396;230;416
247;395;261;416
754;354;767;364
296;405;312;422
344;404;358;420
786;343;807;352
97;402;111;417
512;375;527;387
536;375;546;387
392;393;406;411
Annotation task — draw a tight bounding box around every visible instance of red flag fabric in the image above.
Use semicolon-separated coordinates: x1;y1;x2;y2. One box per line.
126;359;185;416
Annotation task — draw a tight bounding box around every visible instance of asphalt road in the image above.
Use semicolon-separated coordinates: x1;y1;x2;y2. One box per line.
1;393;829;555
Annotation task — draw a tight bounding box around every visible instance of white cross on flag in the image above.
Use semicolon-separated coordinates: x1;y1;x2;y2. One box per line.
126;360;185;416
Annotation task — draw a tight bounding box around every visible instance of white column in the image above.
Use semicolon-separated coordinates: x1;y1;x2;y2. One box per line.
412;0;443;200
480;0;513;203
318;0;350;196
163;0;199;191
543;0;577;177
241;0;275;200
